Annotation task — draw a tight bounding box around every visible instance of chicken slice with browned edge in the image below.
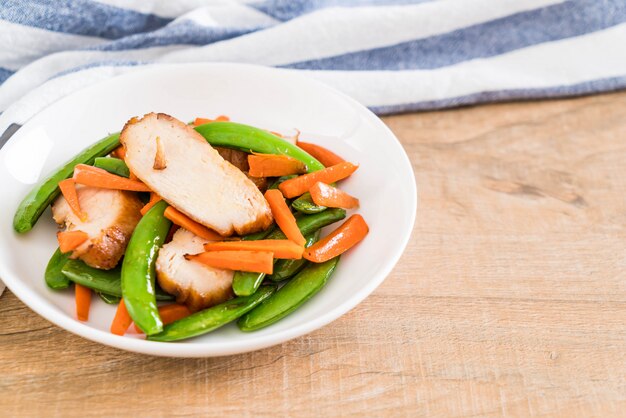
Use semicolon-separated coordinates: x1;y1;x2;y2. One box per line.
52;186;143;269
156;228;234;311
120;113;273;236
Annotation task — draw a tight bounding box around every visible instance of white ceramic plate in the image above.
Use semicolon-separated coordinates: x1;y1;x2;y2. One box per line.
0;63;416;357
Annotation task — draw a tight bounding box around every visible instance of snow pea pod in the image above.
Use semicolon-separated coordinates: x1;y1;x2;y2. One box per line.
238;257;339;332
269;175;297;190
195;122;324;172
231;209;345;296
148;285;276;342
121;201;171;335
292;193;326;214
269;230;321;282
98;292;121;304
62;259;173;301
44;247;71;289
13;132;120;233
93;157;130;178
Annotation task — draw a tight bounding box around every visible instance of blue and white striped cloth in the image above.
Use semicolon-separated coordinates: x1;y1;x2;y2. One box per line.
1;0;626;141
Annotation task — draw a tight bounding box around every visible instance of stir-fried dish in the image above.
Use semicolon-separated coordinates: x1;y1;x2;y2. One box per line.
13;113;369;342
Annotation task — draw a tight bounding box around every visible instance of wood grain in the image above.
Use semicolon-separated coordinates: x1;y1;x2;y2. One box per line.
1;92;625;417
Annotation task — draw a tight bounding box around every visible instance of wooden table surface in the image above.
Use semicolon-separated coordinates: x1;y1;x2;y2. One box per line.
1;92;625;417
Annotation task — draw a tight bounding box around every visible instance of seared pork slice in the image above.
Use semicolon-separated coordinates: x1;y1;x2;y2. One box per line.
120;113;273;236
214;146;268;192
156;228;234;311
52;186;143;269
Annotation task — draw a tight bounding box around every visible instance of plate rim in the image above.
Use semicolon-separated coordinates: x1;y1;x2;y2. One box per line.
0;62;417;357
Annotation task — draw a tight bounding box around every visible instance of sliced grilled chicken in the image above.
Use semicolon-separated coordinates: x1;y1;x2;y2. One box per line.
156;228;234;311
52;186;143;269
120;113;273;236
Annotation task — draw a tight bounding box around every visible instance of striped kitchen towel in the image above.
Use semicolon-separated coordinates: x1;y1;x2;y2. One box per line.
1;0;626;138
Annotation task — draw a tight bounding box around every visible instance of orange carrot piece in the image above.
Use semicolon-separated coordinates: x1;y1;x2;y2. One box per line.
248;153;307;177
73;164;151;192
309;182;359;209
193;115;230;126
140;193;162;215
303;214;369;263
186;251;274;274
278;161;358;199
164;206;225;241
264;189;306;246
193;117;213;126
58;178;87;221
57;230;89;253
133;304;192;333
110;299;133;335
203;239;303;259
111;145;126;160
75;283;91;321
296;141;345;167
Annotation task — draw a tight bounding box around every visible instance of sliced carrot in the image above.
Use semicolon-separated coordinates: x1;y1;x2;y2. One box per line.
57;230;89;253
193;117;213;126
133;304;192;333
203;239;303;259
296;141;345;167
140;193;162;215
309;182;359;209
110;299;132;335
111;145;126;160
193;115;230;126
187;251;274;274
303;214;369;263
164;206;225;241
58;178;87;221
248;153;307;177
73;164;151;192
278;161;358;199
264;189;306;246
75;283;91;321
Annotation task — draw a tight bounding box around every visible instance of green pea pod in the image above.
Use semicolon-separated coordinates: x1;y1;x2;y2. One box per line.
93;157;130;178
269;230;321;282
13;133;120;233
98;292;121;304
268;175;298;190
238;257;340;332
292;193;327;214
122;201;171;335
148;285;276;342
231;210;344;296
44;248;71;289
240;225;275;241
195;122;324;172
61;259;173;301
232;271;265;297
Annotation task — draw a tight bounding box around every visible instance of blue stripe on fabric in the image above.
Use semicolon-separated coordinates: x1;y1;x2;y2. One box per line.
251;0;430;21
0;68;15;84
90;21;259;51
0;0;171;39
50;60;146;80
285;0;626;71
371;76;626;115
